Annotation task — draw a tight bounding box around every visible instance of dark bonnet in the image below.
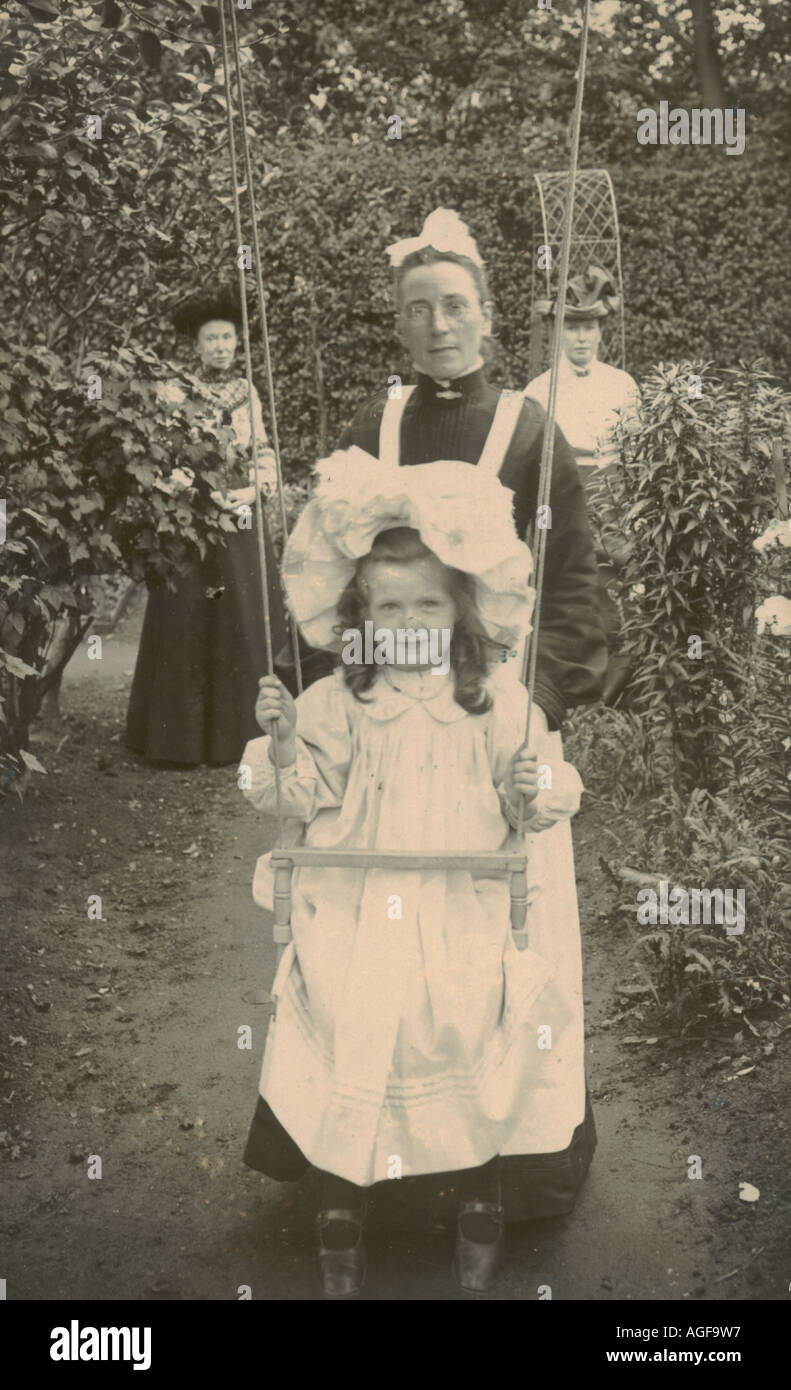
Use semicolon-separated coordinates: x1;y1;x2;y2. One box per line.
170;288;248;337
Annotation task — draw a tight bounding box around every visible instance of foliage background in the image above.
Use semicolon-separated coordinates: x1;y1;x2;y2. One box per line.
2;0;790;476
2;0;790;1025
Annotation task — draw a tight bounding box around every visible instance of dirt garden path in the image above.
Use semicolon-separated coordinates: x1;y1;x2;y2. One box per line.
2;596;787;1301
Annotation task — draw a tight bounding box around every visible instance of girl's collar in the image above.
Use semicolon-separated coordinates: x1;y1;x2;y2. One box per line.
383;664;452;701
339;666;467;723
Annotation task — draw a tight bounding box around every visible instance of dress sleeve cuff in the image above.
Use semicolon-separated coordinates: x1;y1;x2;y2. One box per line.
497;787;542;834
239;735;317;814
497;766;583;834
267;738;316;783
249;451;278;495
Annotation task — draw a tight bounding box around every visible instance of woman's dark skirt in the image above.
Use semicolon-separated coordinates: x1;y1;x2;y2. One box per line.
242;1093;596;1224
126;516;293;766
574;451;634;704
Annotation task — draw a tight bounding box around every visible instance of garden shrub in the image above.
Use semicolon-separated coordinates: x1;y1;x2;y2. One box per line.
605;360;790;796
626;790;790;1031
0;344;243;791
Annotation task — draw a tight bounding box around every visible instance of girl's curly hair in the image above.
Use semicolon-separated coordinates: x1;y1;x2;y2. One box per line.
334;527;501;714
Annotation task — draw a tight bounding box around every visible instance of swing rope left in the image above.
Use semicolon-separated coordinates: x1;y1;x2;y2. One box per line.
217;0;302;839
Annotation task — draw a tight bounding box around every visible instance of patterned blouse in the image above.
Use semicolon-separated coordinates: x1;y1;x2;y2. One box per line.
156;364;278;494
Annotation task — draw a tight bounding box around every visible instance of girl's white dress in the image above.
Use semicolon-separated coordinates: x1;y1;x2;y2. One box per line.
242;662;585;1187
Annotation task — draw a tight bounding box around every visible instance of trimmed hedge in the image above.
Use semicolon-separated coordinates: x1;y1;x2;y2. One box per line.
616;145;791;381
235;135;791;479
118;133;791;482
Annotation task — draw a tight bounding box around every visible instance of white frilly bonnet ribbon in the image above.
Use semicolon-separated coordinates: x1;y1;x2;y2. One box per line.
386;208;484;269
282;449;535;655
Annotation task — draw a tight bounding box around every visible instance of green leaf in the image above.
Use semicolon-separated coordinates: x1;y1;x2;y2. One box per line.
26;2;60;21
19;748;47;774
1;652;39;679
138;32;162;70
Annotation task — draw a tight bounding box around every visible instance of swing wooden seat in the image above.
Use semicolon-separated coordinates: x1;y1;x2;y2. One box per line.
270;848;529;960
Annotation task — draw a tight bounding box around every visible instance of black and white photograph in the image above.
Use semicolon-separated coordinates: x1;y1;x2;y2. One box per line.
1;0;789;1352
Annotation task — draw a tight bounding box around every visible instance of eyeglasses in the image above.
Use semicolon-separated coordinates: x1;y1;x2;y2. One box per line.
400;297;475;325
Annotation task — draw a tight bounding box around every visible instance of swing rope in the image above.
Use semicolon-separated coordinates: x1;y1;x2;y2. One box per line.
518;0;592;838
217;0;287;830
226;0;303;697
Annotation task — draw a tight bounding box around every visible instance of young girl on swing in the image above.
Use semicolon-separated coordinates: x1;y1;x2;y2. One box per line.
239;452;584;1296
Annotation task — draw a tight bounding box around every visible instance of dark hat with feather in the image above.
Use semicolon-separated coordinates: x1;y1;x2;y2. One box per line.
535;265;620;321
171;287;249;337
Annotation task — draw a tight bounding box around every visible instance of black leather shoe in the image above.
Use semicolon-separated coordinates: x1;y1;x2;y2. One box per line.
317;1208;367;1298
452;1199;504;1292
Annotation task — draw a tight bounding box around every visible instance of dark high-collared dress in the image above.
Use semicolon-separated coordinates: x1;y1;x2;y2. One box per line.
125;368;292;766
243;365;606;1223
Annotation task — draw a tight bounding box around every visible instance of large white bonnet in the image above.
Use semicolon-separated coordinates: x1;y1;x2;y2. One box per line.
283;448;535;653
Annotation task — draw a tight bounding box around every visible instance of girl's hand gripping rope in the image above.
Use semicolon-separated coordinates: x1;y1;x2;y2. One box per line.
504;745;540;824
256;675;298;767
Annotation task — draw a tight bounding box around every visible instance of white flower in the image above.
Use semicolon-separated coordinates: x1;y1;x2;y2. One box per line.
754;518;791;552
153;467;195;496
385;208;483;268
170;467;195;490
157;381;187;407
755;595;791;637
152;476;176;496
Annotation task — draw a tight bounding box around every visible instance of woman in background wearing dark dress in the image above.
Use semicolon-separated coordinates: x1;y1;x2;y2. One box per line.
126;290;293;766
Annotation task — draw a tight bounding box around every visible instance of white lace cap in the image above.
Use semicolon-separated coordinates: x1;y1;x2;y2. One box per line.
386;208;484;269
